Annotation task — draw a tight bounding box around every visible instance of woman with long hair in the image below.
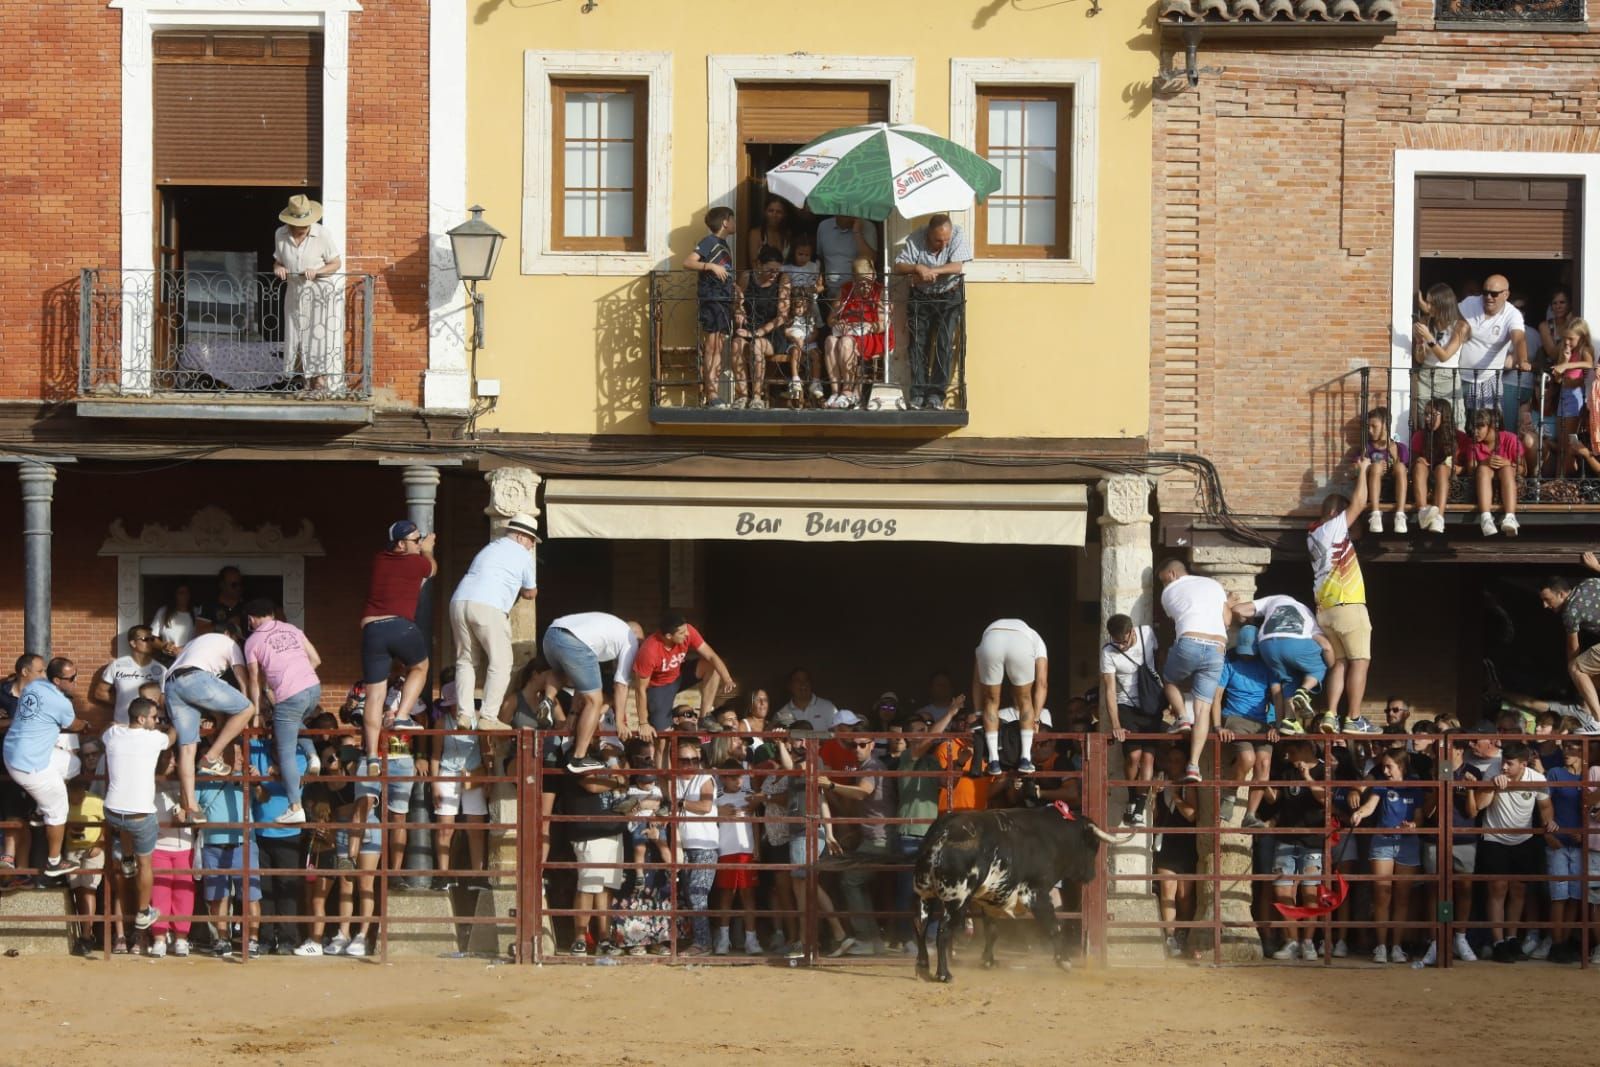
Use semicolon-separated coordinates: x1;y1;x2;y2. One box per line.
1413;283;1471;431
747;194;794;268
1409;397;1466;534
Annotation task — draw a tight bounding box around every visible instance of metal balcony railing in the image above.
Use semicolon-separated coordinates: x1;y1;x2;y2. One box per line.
648;271;967;416
78;268;374;400
1436;0;1584;22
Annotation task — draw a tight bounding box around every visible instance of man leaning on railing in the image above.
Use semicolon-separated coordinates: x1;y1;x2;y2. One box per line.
892;213;969;412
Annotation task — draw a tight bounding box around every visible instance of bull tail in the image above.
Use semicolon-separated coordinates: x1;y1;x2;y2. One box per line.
1087;822;1137;846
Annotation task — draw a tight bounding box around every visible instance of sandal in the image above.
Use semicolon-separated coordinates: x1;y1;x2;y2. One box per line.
681;944;711;957
112;937;129;955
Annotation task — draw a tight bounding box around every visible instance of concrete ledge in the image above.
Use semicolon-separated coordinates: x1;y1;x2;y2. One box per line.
0;888;75;955
383;889;463;956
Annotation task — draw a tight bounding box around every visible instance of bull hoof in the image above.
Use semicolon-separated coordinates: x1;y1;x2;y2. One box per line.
935;972;953;984
1056;957;1074;972
981;957;997;969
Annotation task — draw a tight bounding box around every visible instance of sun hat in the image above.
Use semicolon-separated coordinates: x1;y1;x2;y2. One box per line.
279;194;323;225
505;513;542;543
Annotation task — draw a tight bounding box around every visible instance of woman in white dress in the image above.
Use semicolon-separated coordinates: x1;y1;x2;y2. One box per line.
273;195;345;396
149;583;196;657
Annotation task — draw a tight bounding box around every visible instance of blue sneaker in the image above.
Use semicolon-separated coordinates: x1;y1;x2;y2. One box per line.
1016;759;1037;775
984;760;1004;777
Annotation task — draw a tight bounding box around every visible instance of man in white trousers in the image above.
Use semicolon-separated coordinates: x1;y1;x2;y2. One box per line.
449;513;540;729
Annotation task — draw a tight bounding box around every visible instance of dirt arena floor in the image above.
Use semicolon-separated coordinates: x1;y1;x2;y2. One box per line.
6;953;1591;1065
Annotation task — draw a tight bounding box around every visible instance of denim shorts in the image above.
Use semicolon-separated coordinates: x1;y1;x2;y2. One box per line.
361;617;428;683
1271;841;1323;888
1548;844;1581;901
1162;637;1225;703
383;756;415;815
1559;386;1585;419
201;841;263;902
335;819;383;857
1257;637;1327;689
166;671;253;746
106;809;159;857
543;626;602;694
1369;832;1420;868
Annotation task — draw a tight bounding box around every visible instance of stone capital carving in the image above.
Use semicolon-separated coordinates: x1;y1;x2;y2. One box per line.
99;506;325;557
485;467;542;521
1097;475;1152;527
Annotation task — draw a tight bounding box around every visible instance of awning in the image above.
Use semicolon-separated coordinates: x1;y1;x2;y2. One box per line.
543;480;1087;546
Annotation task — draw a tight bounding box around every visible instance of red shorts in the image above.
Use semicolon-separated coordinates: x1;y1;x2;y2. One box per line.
714;852;756;891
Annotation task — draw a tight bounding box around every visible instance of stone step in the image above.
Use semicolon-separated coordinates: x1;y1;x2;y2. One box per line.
0;887;75;955
382;887;465;956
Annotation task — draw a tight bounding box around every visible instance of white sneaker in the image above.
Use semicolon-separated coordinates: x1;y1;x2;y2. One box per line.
1421;940;1438;967
172;938;190;958
1500;514;1520;537
1368;510;1384;534
1372;944;1388;964
1426;509;1447;534
1332;939;1349;958
274;807;306;825
714;934;731;956
1531;935;1552;960
744;934;763;956
344;935;367;958
325;934;350;956
1453;933;1478;962
148;936;167;959
1299;939;1318;961
1390;945;1408;964
1522;932;1541;958
1393;511;1409;534
1164;936;1182;959
1271;940;1301;960
293;939;323;957
1590;943;1600;966
1479;512;1498;537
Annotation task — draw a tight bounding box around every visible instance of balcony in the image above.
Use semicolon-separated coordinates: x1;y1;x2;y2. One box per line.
647;271;969;429
1435;0;1586;25
77;267;374;423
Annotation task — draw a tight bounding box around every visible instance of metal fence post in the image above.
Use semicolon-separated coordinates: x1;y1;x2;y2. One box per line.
1083;731;1109;966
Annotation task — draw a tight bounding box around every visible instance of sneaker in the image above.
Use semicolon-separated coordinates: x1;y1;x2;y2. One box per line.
325;934;350;956
1420;940;1438;966
1271;940;1301;960
1549;942;1579;964
293;939;323;957
1015;759;1036;775
1164;936;1183;959
247;938;260;957
476;714;511;732
1453;933;1477;962
212;940;233;958
825;937;858;958
1372;944;1388;964
1289;688;1316;719
173;938;190;958
199;756;230;776
787;379;803;401
344;936;367;958
275;808;306;825
1181;765;1202;784
1491;938;1522;964
749;397;768;410
1428;509;1447;534
1299;939;1318;960
1501;514;1520;537
1121;805;1138;826
1521;932;1540;958
601;943;622;957
1332;939;1348;958
148;936;167;959
1390;945;1408;964
1530;935;1552;960
744;934;763;956
628;945;648;957
809;380;824;400
566;754;604;774
713;935;730;956
1128;803;1147;827
649;943;673;956
1479;512;1498;537
1590;943;1600;966
40;855;79;883
1241;814;1266;829
846;940;880;957
731;397;748;410
1367;510;1384;534
1393;511;1409;534
984;760;1003;777
1168;717;1195;734
134;906;159;931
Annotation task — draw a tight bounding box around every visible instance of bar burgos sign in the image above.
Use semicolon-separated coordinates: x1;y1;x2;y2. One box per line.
734;510;898;541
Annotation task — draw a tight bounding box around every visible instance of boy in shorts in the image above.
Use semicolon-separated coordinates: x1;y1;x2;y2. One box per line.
685;206;737;408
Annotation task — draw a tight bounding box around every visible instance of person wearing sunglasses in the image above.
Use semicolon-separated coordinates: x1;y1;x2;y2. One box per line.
1457;274;1529;429
2;657;89;884
194;565;247;638
818;729;896;957
89;625;167;726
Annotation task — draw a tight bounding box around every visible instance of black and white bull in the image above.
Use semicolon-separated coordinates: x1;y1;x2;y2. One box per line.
912;805;1122;983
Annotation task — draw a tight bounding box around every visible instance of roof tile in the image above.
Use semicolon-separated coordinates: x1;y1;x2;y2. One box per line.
1160;0;1396;23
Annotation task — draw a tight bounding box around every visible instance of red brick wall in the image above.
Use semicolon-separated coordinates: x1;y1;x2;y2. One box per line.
0;4;429;406
1152;6;1600;522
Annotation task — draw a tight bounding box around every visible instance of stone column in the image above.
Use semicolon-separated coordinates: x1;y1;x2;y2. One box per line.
1188;543;1274;961
402;464;442;535
20;463;57;657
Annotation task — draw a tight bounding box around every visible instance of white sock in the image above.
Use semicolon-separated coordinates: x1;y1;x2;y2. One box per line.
1020;730;1035;759
984;730;1000;762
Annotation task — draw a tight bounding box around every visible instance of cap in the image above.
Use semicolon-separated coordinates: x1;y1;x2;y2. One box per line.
832;709;862;727
387;519;419;545
672;688;702;711
505;513;542;543
438;681;458;708
1235;624;1259;657
773;709;797;727
875;691;899;708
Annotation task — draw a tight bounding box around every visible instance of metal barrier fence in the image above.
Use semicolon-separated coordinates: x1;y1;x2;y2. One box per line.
78;268;375;398
5;726;1598;969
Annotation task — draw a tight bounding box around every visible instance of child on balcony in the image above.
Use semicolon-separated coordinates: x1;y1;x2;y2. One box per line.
1549;318;1594;479
1355;406;1410;533
684;206;737;409
1409;398;1466;534
782;241;825;403
1464;408;1524;537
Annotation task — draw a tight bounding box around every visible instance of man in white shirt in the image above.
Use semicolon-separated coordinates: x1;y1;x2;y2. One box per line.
449;513;539;731
541;612;642;774
1457;274;1528;423
103;696;177;933
972;619;1049;777
89;625;167;726
1157;558;1235;783
162;626;254;822
1477;740;1556;962
1230;593;1333;721
777;668;839;730
1100;614;1161;825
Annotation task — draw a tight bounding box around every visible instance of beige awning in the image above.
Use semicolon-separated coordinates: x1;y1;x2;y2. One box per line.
544;480;1087;546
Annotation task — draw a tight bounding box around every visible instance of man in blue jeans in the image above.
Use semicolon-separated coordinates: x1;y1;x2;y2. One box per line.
163;625;255;823
242;599;323;825
1157;558;1234;783
540;612;642;774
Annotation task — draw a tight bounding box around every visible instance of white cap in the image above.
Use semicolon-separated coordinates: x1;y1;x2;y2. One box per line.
832;709;862;727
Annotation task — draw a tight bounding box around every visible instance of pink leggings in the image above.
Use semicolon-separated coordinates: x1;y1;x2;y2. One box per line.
150;848;195;936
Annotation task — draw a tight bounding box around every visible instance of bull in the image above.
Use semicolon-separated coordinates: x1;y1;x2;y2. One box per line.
912;804;1123;983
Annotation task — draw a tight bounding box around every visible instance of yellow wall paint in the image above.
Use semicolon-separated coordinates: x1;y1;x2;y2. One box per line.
467;0;1154;441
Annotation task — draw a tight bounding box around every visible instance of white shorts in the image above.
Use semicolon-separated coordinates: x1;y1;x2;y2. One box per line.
9;765;68;826
433;781;487;818
976;628;1038;687
573;834;625;894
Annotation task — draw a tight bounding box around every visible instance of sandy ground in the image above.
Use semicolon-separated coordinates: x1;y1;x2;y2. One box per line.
7;952;1592;1065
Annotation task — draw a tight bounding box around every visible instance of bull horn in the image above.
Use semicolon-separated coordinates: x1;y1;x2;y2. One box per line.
1089;824;1138;846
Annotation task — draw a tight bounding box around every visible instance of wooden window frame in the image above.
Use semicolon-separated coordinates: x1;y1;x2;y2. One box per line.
973;85;1072;261
549;78;647;254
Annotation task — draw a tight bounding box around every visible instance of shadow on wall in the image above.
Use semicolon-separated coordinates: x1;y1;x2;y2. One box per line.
41;277;82;402
973;0;1085;30
594;274;650;433
1306;367;1369;509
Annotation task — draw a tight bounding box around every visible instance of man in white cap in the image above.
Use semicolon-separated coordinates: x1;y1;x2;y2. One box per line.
449;513;540;730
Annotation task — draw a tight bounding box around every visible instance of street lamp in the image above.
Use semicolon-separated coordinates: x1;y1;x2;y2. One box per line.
447;205;504;349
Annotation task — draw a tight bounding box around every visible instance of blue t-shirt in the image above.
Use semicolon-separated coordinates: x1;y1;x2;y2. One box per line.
2;680;75;774
198;776;246;846
1369;779;1423;829
450;536;538;615
1547;766;1582;847
1217;656;1275;724
250;739;309;840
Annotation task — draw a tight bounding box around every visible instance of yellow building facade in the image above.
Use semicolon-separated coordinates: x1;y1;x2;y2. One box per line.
461;0;1158;705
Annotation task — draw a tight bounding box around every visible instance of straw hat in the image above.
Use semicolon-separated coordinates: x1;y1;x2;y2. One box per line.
279;194;323;225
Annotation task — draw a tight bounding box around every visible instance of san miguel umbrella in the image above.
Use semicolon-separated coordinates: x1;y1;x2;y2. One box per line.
765;123;1001;408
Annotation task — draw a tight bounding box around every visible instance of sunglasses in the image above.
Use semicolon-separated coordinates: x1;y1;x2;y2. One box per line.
1385;706;1407;714
853;740;875;747
131;635;153;644
59;674;78;683
1483;289;1508;297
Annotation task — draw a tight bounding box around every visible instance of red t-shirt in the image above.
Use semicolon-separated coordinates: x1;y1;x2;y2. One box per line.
1462;430;1524;465
631;625;704;687
362;550;432;620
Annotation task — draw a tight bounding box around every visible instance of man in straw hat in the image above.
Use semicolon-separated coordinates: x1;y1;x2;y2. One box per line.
449;513;541;731
273;194;344;394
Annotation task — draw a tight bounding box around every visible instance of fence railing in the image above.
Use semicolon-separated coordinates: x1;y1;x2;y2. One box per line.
1436;0;1585;22
78;268;374;399
648;271;967;414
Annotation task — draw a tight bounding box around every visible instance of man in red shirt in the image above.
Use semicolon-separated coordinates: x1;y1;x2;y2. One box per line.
628;614;735;737
358;520;436;760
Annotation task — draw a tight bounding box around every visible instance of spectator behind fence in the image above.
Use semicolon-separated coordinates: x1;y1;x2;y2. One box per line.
1101;613;1162;827
432;683;488;888
1308;473;1374;728
1233;593;1331;724
891;704;951;951
3;657;89;883
1151;744;1199;960
1478;740;1555;964
165;626;256;824
712;755;761;956
149;583;196;657
90;625;166;726
684;205;737;408
822;731;896;958
197;743;261;958
816;214;877;298
64;771;105;954
673;736;719;956
630;613;736;739
781;241;825;402
1356;407;1410;534
242;599;323;825
747;192;794;268
823;258;888;410
1209;626;1279;829
103;696;176;944
1540;737;1585;963
0;652;45;877
1157;558;1231;783
1410;398;1467;535
1350;748;1429;965
1456;273;1528;425
357;520;435;762
249;732;308;956
449;513;539;731
149;749;195;958
893;212;970;411
778;668;839;730
738;248;793;409
563;740;627;956
1538;574;1600;723
1463;408;1523;538
1262;737;1327;962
